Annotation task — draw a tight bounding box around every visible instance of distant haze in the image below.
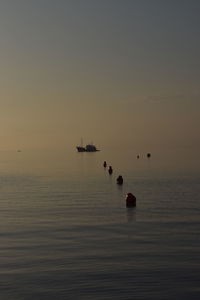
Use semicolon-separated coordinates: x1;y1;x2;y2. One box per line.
0;0;199;159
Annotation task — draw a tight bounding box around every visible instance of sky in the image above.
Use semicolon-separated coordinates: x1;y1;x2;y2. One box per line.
0;0;200;154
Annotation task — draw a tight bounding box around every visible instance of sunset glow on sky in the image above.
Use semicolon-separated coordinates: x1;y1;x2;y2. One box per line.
0;0;199;155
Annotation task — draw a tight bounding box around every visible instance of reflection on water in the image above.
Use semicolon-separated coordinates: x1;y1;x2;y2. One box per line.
0;149;199;299
126;207;137;222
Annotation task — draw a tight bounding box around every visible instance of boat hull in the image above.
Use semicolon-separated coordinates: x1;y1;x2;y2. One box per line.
76;144;99;152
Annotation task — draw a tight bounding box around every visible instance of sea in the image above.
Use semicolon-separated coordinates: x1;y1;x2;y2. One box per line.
0;148;199;300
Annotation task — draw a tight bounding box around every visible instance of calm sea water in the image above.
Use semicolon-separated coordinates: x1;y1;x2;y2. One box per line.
0;149;199;299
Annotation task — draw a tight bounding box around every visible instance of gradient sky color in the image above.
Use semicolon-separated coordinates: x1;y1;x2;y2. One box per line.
0;0;200;154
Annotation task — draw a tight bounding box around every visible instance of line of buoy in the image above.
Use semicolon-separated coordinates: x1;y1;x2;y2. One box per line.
102;160;136;207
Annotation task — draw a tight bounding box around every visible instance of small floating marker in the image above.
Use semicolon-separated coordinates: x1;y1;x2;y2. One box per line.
137;155;140;159
103;161;107;168
147;153;151;158
126;193;136;207
117;175;123;185
108;166;113;174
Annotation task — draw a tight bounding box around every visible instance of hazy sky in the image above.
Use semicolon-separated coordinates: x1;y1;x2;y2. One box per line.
0;0;200;152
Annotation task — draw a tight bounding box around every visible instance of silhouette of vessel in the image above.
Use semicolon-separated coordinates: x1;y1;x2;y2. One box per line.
76;141;99;152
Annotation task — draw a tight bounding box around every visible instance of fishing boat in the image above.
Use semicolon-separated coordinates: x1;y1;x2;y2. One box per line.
76;140;99;152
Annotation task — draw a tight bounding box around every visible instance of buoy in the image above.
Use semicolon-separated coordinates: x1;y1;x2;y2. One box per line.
137;155;140;159
117;175;123;185
147;153;151;158
103;161;107;168
126;193;136;207
108;166;113;174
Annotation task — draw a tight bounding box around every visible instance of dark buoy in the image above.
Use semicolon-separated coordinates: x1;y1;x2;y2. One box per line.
126;193;136;207
147;153;151;158
103;161;107;168
137;155;140;159
117;175;123;185
108;166;113;174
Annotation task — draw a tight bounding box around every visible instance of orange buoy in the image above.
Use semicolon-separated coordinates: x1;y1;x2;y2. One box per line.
108;166;113;174
117;175;123;185
126;193;136;207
